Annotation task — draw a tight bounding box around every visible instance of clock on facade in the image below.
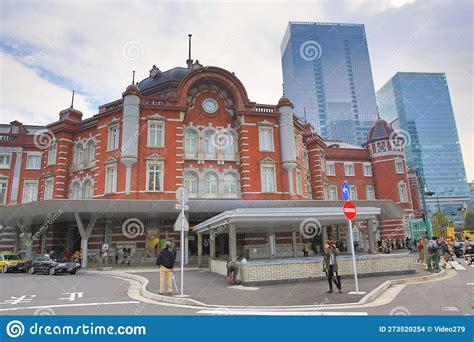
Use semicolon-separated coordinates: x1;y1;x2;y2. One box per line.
377;143;386;152
202;98;218;114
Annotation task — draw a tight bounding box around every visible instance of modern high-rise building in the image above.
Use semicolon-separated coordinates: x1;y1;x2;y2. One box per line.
376;72;470;223
281;21;379;145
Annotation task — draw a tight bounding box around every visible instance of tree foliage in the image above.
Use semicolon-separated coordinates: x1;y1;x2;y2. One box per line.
464;210;474;230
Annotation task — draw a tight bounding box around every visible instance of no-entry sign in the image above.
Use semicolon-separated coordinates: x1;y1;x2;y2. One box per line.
343;201;357;220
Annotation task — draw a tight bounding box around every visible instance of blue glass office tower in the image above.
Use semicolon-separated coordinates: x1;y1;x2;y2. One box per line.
281;22;379;145
377;72;470;222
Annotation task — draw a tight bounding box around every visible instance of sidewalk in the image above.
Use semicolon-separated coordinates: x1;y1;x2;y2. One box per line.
128;265;428;307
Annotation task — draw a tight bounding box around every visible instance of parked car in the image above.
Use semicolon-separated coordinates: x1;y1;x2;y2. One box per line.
26;254;80;275
0;252;28;273
453;240;474;258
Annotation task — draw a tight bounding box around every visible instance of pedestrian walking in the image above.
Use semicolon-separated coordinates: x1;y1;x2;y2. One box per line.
428;237;440;272
422;235;429;268
322;240;342;294
416;240;424;263
440;239;452;269
463;236;472;265
156;241;176;295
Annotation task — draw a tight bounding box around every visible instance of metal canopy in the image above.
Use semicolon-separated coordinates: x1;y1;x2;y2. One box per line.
0;199;403;227
193;207;382;234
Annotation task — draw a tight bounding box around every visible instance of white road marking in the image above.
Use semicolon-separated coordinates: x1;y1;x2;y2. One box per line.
440;306;459;311
466;283;474;286
449;261;466;270
197;309;368;316
227;285;260;291
0;301;140;312
59;292;84;301
0;295;37;305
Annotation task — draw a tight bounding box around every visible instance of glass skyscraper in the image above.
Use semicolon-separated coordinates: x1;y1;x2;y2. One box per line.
281;22;379;145
377;72;470;221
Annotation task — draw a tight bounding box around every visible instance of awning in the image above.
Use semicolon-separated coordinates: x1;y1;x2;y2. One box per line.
0;199;404;227
193;206;382;234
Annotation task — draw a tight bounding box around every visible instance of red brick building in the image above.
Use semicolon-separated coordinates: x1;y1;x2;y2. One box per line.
0;60;420;265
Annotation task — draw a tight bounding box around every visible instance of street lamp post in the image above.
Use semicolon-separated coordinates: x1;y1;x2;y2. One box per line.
436;190;453;213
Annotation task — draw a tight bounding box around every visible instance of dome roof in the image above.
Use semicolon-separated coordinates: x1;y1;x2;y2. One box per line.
366;118;394;142
277;96;294;108
137;67;192;92
123;83;141;97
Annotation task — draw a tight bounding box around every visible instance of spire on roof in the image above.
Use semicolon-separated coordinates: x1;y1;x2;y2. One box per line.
70;90;75;109
186;34;193;68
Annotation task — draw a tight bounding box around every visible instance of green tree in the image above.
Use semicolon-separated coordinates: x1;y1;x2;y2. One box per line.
464;210;474;230
431;210;451;227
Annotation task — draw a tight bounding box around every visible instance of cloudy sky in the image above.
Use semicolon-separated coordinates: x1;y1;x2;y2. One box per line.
0;0;472;179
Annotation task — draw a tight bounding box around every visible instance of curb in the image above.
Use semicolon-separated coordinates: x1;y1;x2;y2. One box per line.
96;267;451;310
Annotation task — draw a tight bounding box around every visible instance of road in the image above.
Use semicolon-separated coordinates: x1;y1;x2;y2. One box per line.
0;259;472;316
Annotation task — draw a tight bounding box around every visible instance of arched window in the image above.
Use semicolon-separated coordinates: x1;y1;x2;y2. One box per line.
184;172;198;195
184;130;197;156
223;132;235;155
86;141;95;167
224;174;238;195
204;131;216;157
83;180;93;199
204;172;218;196
74;144;84;168
71;181;82;199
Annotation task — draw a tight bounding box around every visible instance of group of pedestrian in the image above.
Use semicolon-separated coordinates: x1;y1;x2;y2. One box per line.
376;238;411;254
416;235;459;272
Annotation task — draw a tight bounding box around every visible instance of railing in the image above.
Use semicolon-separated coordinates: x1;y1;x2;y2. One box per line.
255;105;275;113
0;134;17;141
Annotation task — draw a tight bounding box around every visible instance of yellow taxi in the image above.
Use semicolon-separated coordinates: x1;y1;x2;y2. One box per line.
0;252;28;273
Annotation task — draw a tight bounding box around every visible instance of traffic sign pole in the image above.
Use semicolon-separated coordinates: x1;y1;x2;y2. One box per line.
347;219;360;293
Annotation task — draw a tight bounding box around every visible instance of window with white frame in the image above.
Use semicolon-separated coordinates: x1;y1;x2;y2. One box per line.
261;165;276;192
363;163;372;176
395;159;404;174
350;185;357;200
344;162;355;176
398;182;408;202
146;162;163;191
366;185;375;200
47;143;57;166
83;180;93;199
105;164;117;193
184;130;197;156
0;179;7;204
224;174;238;195
327;185;338;200
73;144;84;168
44;177;54;200
184;172;198;195
85;141;95;167
222;132;235;155
204;131;216;157
147;121;164;147
26;153;41;170
258;126;274;151
306;183;313;199
0;153;12;169
326;161;335;176
108;124;120;150
71;181;82;199
22;180;38;203
295;169;302;195
204;172;218;196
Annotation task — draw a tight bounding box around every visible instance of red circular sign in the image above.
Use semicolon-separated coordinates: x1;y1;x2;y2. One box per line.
343;201;357;220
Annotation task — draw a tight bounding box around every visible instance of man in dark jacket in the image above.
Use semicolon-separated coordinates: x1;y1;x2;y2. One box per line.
156;241;176;295
323;240;342;293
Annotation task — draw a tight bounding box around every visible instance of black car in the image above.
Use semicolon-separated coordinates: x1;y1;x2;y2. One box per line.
454;241;474;258
26;254;80;275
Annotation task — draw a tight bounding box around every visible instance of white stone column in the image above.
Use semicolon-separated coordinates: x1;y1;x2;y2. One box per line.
367;218;376;254
229;223;237;259
269;232;276;258
292;231;297;257
197;233;203;267
74;213;97;268
209;230;216;259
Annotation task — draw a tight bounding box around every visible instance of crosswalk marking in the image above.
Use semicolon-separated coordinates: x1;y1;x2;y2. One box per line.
197;309;368;316
449;261;466;270
440;307;459;312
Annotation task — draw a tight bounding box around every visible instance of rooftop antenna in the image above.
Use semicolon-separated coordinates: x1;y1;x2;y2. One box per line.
70;90;75;109
282;83;285;96
303;106;307;122
132;70;135;84
186;34;193;68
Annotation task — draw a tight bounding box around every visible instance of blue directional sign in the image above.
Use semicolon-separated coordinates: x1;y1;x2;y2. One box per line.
341;181;351;201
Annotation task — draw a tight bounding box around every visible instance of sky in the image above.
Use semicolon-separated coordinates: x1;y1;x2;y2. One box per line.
0;0;472;180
